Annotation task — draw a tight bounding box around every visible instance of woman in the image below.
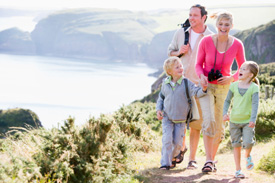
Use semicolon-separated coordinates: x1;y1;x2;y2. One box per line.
195;11;245;173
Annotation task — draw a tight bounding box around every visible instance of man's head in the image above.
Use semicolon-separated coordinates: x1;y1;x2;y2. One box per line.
189;4;207;29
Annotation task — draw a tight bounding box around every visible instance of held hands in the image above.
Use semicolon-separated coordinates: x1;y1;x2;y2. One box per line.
178;44;190;56
249;121;256;128
202;83;208;92
223;114;230;122
217;76;234;85
200;74;208;89
157;110;164;120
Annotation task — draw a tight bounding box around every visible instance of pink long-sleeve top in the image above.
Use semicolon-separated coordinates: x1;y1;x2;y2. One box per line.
196;35;245;85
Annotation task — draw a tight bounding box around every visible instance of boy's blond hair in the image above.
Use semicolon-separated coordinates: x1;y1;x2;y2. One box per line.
163;56;181;76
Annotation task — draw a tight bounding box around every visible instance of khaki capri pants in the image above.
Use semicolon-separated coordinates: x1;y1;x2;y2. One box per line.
199;83;230;145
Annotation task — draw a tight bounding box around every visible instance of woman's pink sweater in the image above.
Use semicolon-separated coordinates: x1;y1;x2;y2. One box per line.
196;35;245;85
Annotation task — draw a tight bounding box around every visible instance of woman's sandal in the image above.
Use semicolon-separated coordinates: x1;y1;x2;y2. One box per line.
159;166;170;170
175;147;188;164
187;160;198;169
202;161;215;173
246;156;254;170
235;170;245;179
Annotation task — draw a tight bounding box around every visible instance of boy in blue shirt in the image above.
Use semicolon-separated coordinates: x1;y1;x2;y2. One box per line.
156;56;207;170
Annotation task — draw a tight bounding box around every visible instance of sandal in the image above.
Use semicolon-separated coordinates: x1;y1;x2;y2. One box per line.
187;160;198;169
202;161;215;173
175;147;188;164
159;165;170;170
170;160;177;169
235;170;245;178
246;156;254;170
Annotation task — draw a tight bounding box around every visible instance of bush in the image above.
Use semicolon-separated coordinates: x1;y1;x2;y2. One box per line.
113;102;160;152
0;102;160;182
257;144;275;174
0;116;133;183
255;99;275;140
0;108;42;136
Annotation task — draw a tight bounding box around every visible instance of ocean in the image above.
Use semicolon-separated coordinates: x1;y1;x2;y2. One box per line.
0;53;157;128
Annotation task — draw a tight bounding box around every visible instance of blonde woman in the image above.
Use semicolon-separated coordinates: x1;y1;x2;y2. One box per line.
195;11;246;172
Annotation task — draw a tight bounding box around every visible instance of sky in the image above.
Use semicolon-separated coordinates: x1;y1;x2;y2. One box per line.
1;0;274;11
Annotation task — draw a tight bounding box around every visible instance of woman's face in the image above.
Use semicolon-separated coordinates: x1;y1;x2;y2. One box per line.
216;18;232;36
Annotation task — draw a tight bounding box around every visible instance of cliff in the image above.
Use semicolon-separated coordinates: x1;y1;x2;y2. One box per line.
0;28;35;54
235;19;275;64
30;8;156;61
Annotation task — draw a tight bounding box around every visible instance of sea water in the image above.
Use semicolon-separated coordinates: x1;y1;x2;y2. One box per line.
0;54;157;128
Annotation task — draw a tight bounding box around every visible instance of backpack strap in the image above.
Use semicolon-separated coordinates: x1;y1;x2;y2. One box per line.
178;19;190;58
184;78;192;130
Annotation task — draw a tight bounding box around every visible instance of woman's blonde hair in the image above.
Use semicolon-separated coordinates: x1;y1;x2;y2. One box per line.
245;61;260;85
210;10;233;25
163;56;181;76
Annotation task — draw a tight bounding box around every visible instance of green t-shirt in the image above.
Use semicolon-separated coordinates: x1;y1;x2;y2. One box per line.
229;82;259;123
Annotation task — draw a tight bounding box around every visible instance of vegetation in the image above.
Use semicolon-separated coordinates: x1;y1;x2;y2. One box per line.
1;61;275;181
0;97;274;182
0;108;42;137
257;145;275;174
0;103;159;183
258;62;275;86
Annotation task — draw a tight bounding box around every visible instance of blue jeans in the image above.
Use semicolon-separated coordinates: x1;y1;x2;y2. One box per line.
161;116;186;166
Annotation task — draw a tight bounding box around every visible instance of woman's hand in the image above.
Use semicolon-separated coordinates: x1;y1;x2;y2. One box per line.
223;114;230;122
157;110;163;120
217;76;234;85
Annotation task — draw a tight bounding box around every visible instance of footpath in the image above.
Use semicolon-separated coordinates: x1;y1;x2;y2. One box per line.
133;140;275;183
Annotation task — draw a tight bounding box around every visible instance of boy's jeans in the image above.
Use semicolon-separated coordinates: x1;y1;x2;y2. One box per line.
161;116;185;166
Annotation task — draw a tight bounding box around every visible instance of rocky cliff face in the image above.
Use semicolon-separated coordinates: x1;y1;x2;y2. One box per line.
235;19;275;64
30;9;156;61
0;28;35;54
0;9;274;66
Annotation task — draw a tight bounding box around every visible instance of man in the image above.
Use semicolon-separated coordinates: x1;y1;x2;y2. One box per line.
167;4;212;169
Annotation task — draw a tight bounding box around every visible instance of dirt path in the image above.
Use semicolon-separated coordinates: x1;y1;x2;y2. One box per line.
133;140;275;183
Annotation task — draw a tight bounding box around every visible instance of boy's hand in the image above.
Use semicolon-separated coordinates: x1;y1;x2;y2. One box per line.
223;114;230;122
249;121;256;128
200;74;208;89
157;110;163;120
202;83;208;92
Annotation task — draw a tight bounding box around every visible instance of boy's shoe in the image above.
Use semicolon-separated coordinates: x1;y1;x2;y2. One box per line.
235;170;245;179
159;166;170;170
175;147;188;164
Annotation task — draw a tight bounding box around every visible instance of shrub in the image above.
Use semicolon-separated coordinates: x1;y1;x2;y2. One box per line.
257;145;275;174
0;108;42;136
113;102;159;152
0;103;160;182
255;99;275;140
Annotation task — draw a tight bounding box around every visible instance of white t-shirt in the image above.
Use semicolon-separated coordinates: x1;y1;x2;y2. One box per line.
190;29;200;50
